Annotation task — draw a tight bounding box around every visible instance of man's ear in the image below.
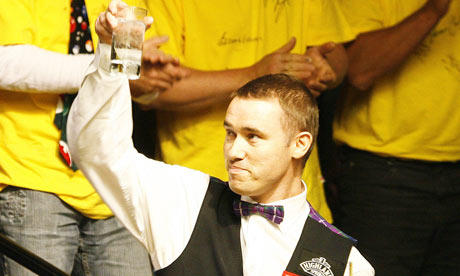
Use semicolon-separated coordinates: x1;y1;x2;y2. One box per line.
291;131;313;160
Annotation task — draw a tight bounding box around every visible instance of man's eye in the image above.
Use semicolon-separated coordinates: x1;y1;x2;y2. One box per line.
248;133;259;140
226;129;235;137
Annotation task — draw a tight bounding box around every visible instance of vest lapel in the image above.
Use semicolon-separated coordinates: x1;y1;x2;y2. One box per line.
156;177;243;276
284;217;354;276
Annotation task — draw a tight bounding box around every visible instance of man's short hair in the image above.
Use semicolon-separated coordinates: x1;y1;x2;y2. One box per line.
233;73;319;161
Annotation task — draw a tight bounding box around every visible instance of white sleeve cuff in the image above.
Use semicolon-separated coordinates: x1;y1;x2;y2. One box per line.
90;42;112;74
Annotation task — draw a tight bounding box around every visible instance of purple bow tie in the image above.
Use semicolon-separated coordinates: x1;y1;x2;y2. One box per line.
233;199;284;224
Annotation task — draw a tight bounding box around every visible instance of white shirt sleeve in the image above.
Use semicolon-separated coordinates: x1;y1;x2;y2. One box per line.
0;45;93;93
67;43;210;270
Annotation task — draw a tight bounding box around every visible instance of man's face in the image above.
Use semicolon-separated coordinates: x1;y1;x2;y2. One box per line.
223;97;297;203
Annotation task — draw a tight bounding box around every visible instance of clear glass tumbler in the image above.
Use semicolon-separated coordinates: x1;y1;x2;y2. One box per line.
110;6;147;80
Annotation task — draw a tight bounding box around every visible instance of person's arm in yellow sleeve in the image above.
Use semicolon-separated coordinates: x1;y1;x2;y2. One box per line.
346;0;453;91
138;37;319;111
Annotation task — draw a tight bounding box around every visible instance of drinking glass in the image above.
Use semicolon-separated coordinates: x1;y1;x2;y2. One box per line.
110;6;147;79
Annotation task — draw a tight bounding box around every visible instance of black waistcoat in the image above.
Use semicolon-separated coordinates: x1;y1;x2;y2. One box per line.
156;177;355;276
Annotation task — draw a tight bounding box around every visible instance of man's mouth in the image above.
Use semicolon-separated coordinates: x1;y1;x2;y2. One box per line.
227;164;248;174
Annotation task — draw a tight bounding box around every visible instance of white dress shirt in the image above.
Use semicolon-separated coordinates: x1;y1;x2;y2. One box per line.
67;43;374;276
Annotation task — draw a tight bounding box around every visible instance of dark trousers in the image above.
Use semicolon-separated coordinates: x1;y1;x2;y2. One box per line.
334;146;460;276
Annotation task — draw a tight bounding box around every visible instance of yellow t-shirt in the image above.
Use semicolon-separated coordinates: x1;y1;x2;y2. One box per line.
0;0;145;219
334;0;460;161
149;0;354;221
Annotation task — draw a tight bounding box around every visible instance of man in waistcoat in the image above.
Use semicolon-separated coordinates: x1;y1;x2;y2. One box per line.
67;3;375;276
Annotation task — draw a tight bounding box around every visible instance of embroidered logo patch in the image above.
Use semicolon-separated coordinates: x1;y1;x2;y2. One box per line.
299;257;334;276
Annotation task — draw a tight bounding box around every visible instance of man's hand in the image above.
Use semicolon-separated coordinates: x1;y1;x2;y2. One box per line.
250;37;316;81
130;36;188;104
95;1;185;104
304;42;337;97
95;0;153;45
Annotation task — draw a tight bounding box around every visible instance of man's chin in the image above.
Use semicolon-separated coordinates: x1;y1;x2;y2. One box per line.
228;179;248;196
229;178;258;196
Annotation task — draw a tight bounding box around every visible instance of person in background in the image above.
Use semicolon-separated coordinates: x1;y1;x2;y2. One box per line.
333;0;460;275
130;0;355;222
66;8;375;274
0;0;182;274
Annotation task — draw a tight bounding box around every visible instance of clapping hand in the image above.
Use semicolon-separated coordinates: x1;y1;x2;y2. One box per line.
251;37;316;82
130;36;188;104
304;42;337;97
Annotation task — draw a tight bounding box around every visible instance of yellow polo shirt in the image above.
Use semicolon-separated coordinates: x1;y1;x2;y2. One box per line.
0;0;145;219
334;0;460;161
149;0;354;221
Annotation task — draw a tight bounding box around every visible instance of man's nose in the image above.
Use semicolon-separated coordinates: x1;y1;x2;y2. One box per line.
228;136;247;161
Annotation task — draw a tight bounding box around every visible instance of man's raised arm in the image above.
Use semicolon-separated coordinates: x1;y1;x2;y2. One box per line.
67;1;210;269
